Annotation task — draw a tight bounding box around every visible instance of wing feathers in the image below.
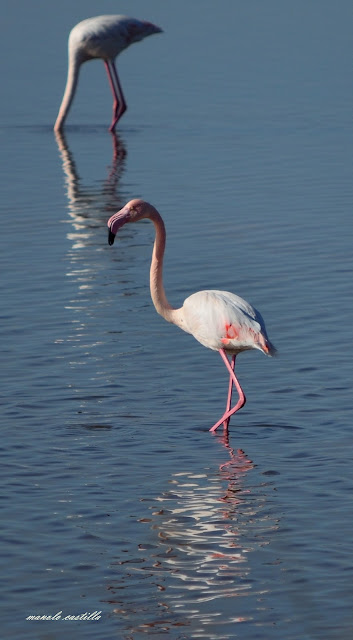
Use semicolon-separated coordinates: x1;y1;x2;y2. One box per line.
182;290;274;355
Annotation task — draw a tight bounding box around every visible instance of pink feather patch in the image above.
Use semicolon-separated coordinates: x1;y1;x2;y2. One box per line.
221;324;239;344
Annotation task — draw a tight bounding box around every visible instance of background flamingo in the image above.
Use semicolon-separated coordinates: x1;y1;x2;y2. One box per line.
107;200;276;432
54;15;162;132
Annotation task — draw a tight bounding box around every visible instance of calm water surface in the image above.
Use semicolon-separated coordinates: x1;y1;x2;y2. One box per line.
1;1;352;638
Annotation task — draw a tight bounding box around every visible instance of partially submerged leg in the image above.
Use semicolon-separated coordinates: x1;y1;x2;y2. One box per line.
210;350;246;432
104;61;127;132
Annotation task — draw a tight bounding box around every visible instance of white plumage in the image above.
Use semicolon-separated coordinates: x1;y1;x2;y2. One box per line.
54;15;162;132
107;200;276;432
182;290;273;354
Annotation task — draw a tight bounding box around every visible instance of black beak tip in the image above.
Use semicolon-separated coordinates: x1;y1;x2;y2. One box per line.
108;228;116;246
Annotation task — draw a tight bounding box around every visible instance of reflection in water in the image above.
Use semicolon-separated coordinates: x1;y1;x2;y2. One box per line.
55;130;127;240
55;129;127;306
54;131;128;422
106;435;279;638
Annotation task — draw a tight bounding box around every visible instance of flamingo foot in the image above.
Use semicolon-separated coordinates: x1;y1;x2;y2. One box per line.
209;394;246;432
109;103;127;132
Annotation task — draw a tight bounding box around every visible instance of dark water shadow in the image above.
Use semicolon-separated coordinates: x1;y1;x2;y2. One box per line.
250;422;302;430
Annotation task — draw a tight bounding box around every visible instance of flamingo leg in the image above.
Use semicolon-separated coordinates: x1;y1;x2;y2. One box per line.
210;350;246;433
223;354;235;429
104;61;127;132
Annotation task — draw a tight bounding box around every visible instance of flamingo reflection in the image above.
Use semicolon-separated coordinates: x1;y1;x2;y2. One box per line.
106;435;279;636
54;130;128;423
55;130;127;239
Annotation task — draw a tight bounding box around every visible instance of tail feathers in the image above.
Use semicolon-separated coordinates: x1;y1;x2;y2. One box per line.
266;341;277;357
258;334;277;357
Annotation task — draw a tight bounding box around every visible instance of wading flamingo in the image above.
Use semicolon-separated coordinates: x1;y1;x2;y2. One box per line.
54;15;162;132
107;200;276;432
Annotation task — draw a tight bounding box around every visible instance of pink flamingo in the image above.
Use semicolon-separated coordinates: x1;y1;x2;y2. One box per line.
107;200;276;432
54;15;162;132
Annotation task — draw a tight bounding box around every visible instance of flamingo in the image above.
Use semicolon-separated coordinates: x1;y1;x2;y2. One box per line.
54;15;162;132
107;200;276;432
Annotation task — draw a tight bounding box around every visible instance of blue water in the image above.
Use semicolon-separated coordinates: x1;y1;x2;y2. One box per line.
1;1;352;638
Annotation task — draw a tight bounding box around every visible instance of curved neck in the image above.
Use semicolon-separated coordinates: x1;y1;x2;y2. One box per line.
149;210;176;324
54;53;81;131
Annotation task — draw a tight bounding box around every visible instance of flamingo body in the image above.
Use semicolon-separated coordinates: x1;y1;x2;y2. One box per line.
107;200;276;432
181;290;273;355
54;15;162;132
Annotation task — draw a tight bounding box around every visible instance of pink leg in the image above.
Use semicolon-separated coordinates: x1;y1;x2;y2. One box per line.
223;354;235;429
210;350;246;433
104;61;127;132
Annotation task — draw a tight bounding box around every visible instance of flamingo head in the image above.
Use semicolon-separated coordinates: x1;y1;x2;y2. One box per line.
107;207;130;245
107;199;154;245
126;20;163;45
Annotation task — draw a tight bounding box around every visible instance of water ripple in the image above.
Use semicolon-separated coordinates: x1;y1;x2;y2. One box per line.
106;438;280;638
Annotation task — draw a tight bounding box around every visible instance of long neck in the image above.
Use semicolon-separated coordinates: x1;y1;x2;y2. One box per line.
54;52;81;131
149;210;177;324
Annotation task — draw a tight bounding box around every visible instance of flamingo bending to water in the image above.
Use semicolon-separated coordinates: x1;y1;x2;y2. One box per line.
54;15;162;132
107;200;276;432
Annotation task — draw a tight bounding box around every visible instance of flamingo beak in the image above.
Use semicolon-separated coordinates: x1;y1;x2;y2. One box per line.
107;208;131;245
108;227;116;245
